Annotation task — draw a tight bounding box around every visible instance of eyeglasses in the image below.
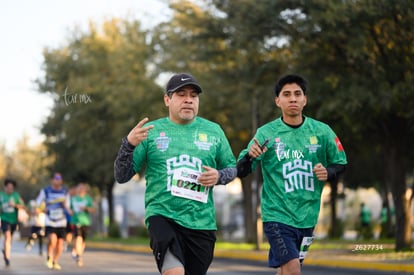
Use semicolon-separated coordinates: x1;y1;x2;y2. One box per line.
53;176;62;180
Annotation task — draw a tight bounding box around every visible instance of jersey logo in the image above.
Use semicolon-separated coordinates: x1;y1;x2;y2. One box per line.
283;160;314;193
194;133;213;150
335;137;344;152
155;132;170;152
306;135;321;154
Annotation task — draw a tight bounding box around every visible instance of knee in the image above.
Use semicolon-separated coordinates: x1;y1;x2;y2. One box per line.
281;258;301;275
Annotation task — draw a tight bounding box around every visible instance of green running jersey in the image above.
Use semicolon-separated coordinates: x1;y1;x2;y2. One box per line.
0;192;23;224
70;195;93;226
238;117;347;228
133;117;236;230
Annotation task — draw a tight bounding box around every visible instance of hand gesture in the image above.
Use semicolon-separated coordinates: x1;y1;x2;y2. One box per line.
127;117;155;146
198;166;219;187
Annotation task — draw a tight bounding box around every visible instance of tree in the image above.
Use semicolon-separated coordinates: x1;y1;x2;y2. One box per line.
36;18;164;227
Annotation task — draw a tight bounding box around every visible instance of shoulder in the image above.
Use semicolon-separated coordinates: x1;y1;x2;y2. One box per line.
304;117;332;131
196;117;223;130
146;117;167;126
258;117;282;131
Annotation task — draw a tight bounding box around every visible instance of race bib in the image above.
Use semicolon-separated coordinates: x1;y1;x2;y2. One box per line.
171;168;209;203
49;208;64;220
2;205;14;213
299;236;314;260
72;201;85;213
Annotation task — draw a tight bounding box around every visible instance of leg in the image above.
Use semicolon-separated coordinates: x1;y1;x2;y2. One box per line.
53;237;64;262
45;226;54;268
48;232;57;260
161;249;184;275
2;223;17;266
74;235;84;265
38;233;44;255
163;266;184;275
50;226;66;270
278;258;301;275
65;224;73;251
25;226;36;250
2;230;12;266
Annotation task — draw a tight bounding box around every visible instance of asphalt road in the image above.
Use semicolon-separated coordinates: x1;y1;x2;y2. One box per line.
1;240;409;275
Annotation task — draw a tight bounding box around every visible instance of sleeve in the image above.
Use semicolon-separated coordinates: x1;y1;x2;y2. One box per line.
36;189;46;207
87;196;94;208
327;164;346;182
215;127;237;185
65;193;71;210
236;136;263;178
325;126;347;166
236;152;253;178
17;193;24;205
325;126;347;181
217;167;237;185
114;137;137;183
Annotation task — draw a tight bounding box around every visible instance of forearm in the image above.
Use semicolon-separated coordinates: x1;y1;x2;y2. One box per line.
327;164;346;182
216;167;237;185
114;137;136;183
236;153;253;178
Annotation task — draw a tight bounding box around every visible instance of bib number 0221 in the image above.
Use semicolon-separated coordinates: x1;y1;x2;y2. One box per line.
171;168;209;203
176;179;203;192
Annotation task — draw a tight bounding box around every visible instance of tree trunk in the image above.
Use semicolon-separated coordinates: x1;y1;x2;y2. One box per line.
329;178;340;238
253;165;263;250
386;145;411;251
106;180;115;226
240;88;260;245
241;176;255;243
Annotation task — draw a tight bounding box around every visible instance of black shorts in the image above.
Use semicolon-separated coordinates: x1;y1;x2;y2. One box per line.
73;225;89;240
45;226;67;239
30;226;45;237
1;221;17;234
148;216;216;275
66;221;73;233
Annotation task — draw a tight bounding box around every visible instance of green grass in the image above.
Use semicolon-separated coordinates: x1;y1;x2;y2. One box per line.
89;236;149;245
89;236;412;258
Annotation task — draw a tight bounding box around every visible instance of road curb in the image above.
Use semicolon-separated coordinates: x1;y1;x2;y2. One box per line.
88;242;414;273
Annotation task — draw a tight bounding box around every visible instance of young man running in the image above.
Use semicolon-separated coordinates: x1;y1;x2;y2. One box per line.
237;74;347;275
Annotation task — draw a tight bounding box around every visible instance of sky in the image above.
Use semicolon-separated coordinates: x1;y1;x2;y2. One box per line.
0;0;169;151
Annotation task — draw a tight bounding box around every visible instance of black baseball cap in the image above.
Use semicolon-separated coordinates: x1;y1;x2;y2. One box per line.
165;73;202;94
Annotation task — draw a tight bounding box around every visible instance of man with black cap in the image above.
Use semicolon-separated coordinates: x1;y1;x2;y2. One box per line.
114;73;237;275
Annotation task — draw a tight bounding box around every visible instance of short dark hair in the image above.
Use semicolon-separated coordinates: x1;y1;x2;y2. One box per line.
4;178;17;187
274;74;307;97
